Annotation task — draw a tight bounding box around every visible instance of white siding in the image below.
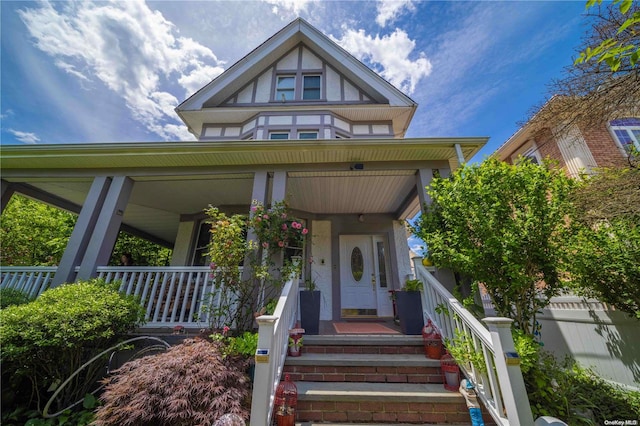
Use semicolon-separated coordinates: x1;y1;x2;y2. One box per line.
301;47;322;69
335;118;350;132
255;71;272;103
277;50;298;70
204;127;222;137
242;120;256;134
372;124;391;135
344;80;359;101
226;127;241;137
237;84;253;103
297;115;321;125
353;124;369;135
269;115;293;125
326;68;341;101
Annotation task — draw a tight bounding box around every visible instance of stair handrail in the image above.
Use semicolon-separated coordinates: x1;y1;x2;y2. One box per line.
249;273;299;426
413;259;534;426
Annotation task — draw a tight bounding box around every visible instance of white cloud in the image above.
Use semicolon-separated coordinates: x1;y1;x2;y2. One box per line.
261;0;312;17
1;109;14;120
376;0;415;27
9;129;40;144
331;27;431;95
17;0;225;141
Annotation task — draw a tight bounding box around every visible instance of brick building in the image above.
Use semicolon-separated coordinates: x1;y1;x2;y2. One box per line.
494;99;639;177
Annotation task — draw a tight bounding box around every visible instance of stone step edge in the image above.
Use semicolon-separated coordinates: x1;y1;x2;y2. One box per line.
295;381;462;403
286;352;441;367
303;335;423;346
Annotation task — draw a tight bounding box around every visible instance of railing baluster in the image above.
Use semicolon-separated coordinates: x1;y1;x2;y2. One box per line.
170;273;185;322
153;273;170;323
161;272;178;322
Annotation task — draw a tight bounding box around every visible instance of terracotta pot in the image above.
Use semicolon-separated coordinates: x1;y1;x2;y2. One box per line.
275;413;295;426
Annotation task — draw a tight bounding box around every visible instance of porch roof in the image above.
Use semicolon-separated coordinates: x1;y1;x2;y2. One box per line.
2;137;487;246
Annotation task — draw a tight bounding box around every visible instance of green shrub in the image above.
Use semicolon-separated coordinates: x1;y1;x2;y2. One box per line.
94;338;250;426
0;287;34;309
0;279;145;416
523;349;640;424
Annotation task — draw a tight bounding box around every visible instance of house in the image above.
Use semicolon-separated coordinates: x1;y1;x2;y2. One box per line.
494;97;639;177
0;18;486;325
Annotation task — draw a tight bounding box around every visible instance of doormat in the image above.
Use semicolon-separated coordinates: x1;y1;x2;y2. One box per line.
333;322;400;334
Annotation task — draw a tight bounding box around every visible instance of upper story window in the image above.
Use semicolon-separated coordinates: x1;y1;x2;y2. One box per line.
609;118;640;155
511;141;541;165
298;131;318;139
269;132;289;140
276;76;295;101
303;75;321;100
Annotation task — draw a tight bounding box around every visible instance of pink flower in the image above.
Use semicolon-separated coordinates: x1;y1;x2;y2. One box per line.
302;228;308;235
209;273;215;279
281;213;287;219
223;326;230;335
278;241;285;247
292;221;301;229
262;242;269;248
251;206;257;212
281;224;288;230
263;214;269;219
256;216;262;222
210;262;217;269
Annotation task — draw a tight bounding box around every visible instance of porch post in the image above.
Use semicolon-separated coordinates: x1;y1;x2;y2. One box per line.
52;176;111;287
1;179;15;214
416;168;433;211
243;171;269;279
271;170;287;203
77;176;134;281
454;143;466;166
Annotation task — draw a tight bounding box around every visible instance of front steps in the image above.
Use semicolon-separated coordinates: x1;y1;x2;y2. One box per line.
282;335;485;424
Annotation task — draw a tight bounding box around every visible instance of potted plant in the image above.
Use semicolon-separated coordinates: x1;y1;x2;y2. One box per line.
299;278;321;335
288;334;303;357
395;278;424;335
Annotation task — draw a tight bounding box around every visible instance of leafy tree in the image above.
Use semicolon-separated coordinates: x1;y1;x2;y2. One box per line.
567;167;640;318
527;1;639;134
0;195;75;266
1;194;171;267
576;0;640;72
412;158;575;334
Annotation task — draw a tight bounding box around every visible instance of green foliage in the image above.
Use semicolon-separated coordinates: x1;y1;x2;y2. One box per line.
0;287;34;309
93;338;250;426
443;328;487;375
403;279;422;292
0;279;146;414
109;231;172;266
0;195;75;266
523;349;640;424
576;0;640;71
249;200;308;254
413;158;575;334
226;332;258;358
567;167;640;319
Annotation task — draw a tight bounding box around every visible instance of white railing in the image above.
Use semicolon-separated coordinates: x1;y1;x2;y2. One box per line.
0;266;56;298
414;260;534;426
250;274;300;426
97;266;235;329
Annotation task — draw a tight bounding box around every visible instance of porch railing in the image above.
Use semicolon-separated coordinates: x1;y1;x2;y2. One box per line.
0;266;56;298
413;259;534;426
1;266;233;330
97;266;234;329
250;274;300;426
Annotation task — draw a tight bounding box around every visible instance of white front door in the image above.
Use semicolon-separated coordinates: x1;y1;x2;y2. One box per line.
340;235;393;318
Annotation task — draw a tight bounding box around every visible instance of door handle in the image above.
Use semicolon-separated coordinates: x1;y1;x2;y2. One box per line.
371;273;376;290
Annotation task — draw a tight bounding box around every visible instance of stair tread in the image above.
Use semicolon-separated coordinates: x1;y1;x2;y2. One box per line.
286;352;440;366
296;381;462;402
304;335;423;346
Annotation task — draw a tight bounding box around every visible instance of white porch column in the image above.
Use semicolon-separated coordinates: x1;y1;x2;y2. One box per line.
52;176;112;287
454;143;466;166
271;170;287;203
416;168;433;211
1;179;16;214
77;176;134;281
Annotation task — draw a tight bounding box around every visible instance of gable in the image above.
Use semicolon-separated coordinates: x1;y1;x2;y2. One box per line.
176;18;417;139
212;44;375;107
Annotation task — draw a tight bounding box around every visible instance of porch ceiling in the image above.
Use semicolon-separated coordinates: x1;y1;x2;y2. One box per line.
2;137;487;246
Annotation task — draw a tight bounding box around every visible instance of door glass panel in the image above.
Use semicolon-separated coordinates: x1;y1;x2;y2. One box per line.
376;241;387;288
351;246;363;281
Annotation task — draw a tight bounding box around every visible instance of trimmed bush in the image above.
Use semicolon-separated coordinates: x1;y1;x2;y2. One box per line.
94;338;250;426
0;279;145;415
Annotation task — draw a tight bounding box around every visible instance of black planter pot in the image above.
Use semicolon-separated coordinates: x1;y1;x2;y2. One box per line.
395;291;423;335
299;290;321;335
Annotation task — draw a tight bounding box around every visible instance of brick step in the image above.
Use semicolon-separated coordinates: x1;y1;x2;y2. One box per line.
303;335;426;355
284;353;443;384
293;381;471;424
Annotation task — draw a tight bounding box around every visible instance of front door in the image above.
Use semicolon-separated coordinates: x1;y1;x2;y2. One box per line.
339;235;393;318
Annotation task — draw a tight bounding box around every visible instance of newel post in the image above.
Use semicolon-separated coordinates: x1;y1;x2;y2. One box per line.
482;317;534;426
250;315;277;426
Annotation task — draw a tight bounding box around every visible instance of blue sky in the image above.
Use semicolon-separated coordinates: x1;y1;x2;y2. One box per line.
1;0;589;157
